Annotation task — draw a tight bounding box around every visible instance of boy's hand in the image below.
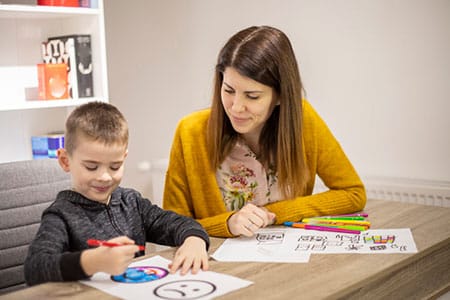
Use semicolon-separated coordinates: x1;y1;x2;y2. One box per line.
81;236;140;276
169;236;209;275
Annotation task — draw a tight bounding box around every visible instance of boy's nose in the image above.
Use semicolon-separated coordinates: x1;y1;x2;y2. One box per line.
98;170;112;181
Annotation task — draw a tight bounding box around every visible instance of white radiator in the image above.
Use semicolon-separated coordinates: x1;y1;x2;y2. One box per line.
150;158;450;209
314;176;450;208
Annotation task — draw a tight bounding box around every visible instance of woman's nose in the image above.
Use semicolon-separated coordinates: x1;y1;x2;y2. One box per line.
231;95;245;112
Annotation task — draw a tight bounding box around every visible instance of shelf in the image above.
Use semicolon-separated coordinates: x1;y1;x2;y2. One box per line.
0;0;107;163
0;2;108;113
0;4;99;18
0;97;107;111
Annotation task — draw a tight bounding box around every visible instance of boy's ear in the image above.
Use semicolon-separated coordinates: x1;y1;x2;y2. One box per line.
57;148;70;172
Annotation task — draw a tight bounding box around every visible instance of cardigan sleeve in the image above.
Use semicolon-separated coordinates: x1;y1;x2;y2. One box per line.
265;100;366;222
163;111;237;238
163;104;366;237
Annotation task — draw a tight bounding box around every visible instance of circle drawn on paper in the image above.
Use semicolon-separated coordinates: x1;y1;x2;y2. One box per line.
111;266;168;283
154;280;216;299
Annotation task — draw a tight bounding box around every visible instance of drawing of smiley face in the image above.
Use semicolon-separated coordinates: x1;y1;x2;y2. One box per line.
154;280;216;299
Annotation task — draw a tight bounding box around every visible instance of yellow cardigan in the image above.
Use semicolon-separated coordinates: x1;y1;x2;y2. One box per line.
163;100;366;237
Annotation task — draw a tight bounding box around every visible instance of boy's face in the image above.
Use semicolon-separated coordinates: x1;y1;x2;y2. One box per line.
58;136;128;204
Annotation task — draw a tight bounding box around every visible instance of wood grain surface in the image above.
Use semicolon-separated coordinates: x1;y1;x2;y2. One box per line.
2;199;449;300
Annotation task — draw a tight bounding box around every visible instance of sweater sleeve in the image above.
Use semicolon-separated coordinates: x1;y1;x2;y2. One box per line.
163;111;237;238
164;105;365;237
164;150;235;238
137;191;210;250
24;212;89;285
265;101;366;222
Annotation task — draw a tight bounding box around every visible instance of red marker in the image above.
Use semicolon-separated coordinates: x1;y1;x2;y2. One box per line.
87;239;145;251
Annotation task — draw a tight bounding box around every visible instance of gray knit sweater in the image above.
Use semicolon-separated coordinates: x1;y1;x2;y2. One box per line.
24;187;209;285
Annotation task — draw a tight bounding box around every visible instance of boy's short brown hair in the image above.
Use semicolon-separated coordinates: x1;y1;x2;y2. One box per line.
64;101;128;155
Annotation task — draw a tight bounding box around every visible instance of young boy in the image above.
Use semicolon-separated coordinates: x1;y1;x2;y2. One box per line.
24;102;209;286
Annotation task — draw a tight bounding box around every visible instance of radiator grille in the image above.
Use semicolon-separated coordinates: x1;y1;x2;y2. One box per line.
314;176;450;208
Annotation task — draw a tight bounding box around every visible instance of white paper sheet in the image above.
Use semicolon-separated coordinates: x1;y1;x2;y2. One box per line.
212;229;310;263
212;227;418;262
81;255;253;300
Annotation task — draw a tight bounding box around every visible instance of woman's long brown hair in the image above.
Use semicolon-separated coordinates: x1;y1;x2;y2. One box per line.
207;26;309;199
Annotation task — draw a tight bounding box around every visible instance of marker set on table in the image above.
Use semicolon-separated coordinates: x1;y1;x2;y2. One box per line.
284;213;370;234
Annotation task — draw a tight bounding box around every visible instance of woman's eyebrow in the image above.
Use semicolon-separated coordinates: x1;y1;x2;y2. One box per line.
223;81;263;93
223;82;234;89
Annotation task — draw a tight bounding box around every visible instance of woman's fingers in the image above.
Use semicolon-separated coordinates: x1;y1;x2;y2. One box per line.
228;203;276;236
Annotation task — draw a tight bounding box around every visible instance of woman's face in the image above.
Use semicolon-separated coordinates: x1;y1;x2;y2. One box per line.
221;67;278;141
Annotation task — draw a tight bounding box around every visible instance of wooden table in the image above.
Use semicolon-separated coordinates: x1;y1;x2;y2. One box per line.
2;199;449;299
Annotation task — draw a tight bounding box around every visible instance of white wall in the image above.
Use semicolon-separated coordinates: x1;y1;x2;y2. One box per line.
104;0;450;199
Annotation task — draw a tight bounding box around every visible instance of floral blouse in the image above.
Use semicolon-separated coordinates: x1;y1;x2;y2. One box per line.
216;140;282;211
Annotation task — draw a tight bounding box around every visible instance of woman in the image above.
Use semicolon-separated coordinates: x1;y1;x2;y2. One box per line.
163;26;366;238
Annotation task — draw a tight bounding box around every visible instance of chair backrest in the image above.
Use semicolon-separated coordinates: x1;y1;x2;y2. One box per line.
0;159;71;294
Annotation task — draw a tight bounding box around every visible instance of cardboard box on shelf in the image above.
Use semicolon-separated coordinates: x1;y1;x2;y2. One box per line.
31;133;65;159
37;63;69;100
37;0;79;7
44;34;93;99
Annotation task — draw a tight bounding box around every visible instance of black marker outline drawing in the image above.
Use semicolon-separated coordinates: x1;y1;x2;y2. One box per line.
153;279;217;300
256;231;285;245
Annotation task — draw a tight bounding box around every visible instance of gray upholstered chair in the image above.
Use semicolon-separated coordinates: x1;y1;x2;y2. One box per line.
0;159;70;294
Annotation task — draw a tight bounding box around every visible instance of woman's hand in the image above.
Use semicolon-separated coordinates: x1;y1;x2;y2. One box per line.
169;236;209;275
227;203;276;237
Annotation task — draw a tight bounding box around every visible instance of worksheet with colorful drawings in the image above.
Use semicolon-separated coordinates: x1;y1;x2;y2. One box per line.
212;228;418;263
81;255;253;300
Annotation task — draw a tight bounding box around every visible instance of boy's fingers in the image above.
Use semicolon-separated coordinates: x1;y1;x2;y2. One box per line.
181;257;194;275
107;236;136;245
190;258;201;274
169;260;180;274
203;257;209;271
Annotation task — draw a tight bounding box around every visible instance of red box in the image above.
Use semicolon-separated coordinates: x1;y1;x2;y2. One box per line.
37;0;79;7
37;63;69;100
46;35;94;98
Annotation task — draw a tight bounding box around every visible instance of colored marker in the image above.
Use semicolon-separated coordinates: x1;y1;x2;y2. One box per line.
312;216;365;220
87;239;145;251
310;223;368;231
338;213;368;217
319;213;368;218
289;222;367;231
302;218;371;227
284;222;361;234
302;220;370;229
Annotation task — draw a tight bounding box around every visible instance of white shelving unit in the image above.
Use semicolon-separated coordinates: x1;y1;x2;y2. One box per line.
0;1;108;163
